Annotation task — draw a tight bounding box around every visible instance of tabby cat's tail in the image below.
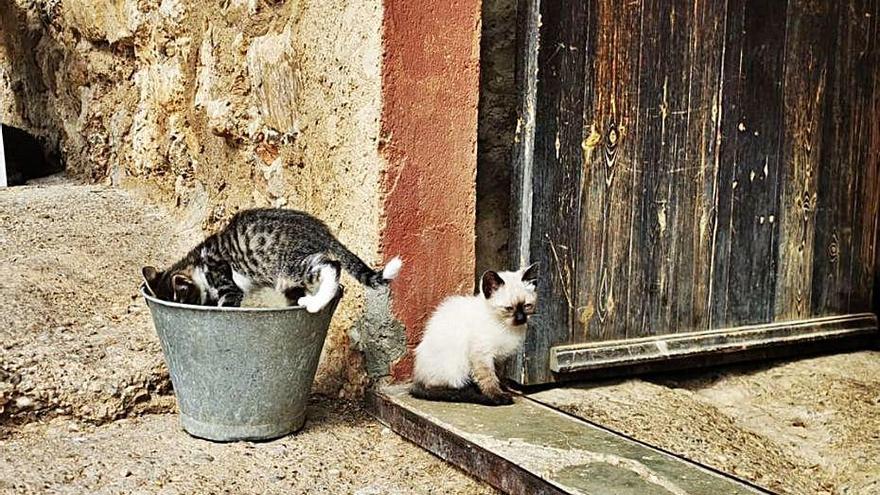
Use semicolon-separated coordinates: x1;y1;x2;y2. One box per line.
330;241;403;288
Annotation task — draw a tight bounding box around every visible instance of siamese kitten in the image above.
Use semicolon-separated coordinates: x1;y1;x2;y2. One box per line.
142;208;402;312
411;264;538;406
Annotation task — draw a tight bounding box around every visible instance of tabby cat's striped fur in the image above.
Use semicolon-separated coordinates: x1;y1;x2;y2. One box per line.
142;208;402;312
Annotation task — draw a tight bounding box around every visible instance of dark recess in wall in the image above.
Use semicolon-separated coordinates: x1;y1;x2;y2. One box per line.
475;0;517;284
2;124;63;186
1;0;66;185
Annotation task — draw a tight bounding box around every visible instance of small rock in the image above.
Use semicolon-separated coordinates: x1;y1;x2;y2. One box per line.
192;453;214;464
119;468;132;478
14;396;33;409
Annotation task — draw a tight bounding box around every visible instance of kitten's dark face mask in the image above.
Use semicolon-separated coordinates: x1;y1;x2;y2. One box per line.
482;264;539;327
510;303;533;326
142;266;202;305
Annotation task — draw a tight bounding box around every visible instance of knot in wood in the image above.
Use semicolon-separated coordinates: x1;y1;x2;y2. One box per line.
828;233;839;263
606;125;619;146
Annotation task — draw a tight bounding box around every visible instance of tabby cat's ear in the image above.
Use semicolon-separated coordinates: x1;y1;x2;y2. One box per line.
171;273;196;301
142;266;161;294
481;270;505;299
521;263;539;285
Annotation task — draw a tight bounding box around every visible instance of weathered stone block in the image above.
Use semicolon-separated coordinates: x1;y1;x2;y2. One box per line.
247;26;300;139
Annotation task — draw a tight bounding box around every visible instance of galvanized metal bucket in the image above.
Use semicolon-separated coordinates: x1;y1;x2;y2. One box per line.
141;287;341;442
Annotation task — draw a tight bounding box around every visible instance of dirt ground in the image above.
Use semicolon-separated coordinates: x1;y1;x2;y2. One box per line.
0;181;191;427
1;397;493;495
0;182;493;494
530;351;880;495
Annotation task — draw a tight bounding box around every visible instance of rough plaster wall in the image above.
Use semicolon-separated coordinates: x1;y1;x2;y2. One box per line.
475;0;516;278
0;0;384;397
381;0;481;379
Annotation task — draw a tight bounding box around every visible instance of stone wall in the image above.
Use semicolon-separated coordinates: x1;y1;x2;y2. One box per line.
0;0;384;397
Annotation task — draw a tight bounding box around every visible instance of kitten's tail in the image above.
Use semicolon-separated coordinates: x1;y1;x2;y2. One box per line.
410;382;497;406
329;241;403;288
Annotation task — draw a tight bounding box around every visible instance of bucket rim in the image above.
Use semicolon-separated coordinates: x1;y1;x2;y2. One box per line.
140;285;343;313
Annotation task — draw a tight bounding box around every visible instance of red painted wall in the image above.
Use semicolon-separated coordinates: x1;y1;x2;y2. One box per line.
380;0;481;380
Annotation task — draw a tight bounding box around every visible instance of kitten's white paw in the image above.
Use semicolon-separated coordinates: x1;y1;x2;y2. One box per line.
382;256;403;280
297;296;325;313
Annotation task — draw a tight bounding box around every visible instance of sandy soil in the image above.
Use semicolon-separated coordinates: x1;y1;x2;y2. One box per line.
1;397;492;495
530;351;880;495
0;182;195;428
0;182;493;494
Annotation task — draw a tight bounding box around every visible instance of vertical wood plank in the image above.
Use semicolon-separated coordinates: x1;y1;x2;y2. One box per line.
677;0;727;332
574;0;641;342
774;0;837;320
512;0;589;384
846;0;880;314
872;1;880;314
507;0;540;383
811;0;878;316
625;0;696;337
509;0;540;271
811;2;854;316
710;0;787;327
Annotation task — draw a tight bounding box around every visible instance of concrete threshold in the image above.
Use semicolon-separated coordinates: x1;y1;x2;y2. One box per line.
367;385;772;495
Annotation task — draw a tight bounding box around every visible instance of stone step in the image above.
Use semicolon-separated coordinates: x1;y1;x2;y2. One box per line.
369;386;769;495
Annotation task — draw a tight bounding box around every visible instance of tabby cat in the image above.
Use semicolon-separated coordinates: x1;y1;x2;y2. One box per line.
142;208;402;312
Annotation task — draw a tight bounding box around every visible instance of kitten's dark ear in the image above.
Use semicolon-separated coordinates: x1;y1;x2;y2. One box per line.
481;270;505;299
522;263;539;284
171;273;196;301
142;266;161;294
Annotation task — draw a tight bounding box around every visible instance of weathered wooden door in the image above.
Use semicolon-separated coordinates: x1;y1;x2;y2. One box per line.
508;0;880;385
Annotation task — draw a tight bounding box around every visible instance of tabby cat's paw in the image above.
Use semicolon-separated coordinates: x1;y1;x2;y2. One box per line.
297;296;325;313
